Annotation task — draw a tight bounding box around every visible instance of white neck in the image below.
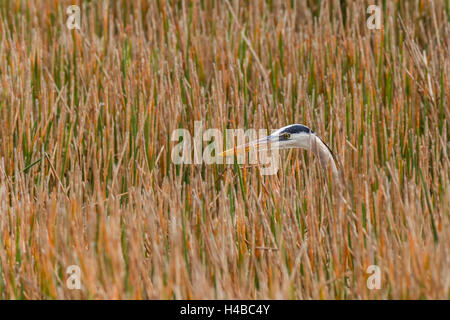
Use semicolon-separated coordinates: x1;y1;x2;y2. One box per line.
308;134;340;183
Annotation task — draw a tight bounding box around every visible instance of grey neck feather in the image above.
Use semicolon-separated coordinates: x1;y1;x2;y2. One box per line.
308;134;340;183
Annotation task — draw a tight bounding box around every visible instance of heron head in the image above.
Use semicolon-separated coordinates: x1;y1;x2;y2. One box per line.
220;124;315;157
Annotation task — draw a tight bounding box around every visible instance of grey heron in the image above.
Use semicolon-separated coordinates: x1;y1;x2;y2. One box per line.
220;124;343;186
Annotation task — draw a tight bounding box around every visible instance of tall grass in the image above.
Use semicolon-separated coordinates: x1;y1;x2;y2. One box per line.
0;0;448;299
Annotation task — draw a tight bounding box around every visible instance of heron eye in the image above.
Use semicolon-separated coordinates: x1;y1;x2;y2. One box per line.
283;133;291;139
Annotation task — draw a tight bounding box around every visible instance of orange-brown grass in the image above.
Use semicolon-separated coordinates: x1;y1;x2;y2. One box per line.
0;0;448;299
